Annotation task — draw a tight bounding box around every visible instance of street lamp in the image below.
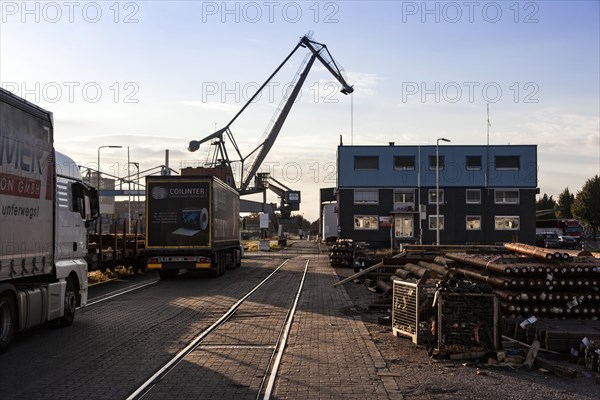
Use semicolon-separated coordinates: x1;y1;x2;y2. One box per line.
127;161;140;235
436;138;451;245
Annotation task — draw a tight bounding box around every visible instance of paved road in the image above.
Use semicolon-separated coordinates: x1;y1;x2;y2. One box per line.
0;240;400;399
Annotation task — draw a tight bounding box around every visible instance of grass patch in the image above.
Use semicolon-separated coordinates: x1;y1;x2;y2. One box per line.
88;266;134;285
242;239;286;252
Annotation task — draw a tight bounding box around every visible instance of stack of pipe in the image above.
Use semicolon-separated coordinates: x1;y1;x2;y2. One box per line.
445;244;600;319
387;260;446;288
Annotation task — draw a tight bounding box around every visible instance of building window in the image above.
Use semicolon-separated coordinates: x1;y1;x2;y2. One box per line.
428;215;444;230
466;189;481;204
466;216;481;230
394;189;415;211
394;156;415;170
428;189;444;204
428;155;445;170
495;189;519;204
354;215;378;230
466;156;482;170
354;156;379;170
495;155;520;170
495;216;520;230
395;215;414;238
354;189;379;204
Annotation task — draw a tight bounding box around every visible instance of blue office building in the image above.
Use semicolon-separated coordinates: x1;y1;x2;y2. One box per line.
336;143;538;247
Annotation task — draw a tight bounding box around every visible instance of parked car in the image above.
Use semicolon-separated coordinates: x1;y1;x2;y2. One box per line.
535;232;560;248
558;235;578;249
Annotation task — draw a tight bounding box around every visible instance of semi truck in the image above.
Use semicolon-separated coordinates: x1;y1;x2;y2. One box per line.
0;88;99;352
535;218;584;245
144;175;241;279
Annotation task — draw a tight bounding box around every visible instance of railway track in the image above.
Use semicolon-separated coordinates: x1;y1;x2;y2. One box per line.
126;257;311;400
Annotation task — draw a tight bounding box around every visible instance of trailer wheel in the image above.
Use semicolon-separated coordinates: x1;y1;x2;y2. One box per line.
235;248;242;268
219;253;226;276
57;277;77;327
0;292;17;352
210;253;225;277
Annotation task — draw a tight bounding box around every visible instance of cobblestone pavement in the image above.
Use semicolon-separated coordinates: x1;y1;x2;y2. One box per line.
142;243;401;399
0;241;401;400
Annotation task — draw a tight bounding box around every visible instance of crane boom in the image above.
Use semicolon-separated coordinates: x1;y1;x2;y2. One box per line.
240;54;317;191
188;34;353;197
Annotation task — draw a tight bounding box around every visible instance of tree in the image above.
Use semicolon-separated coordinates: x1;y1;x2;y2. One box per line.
310;219;320;236
557;188;575;219
572;175;600;241
536;193;557;220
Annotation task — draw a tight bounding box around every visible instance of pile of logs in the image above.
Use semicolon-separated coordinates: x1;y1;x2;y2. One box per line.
376;257;447;295
329;239;354;267
329;239;368;268
444;246;600;320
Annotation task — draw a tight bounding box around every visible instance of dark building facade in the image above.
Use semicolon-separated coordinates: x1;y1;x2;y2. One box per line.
337;144;538;248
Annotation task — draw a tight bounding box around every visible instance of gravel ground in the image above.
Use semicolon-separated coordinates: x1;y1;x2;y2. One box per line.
335;267;600;400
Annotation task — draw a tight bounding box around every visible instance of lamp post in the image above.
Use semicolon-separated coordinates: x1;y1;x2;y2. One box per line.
127;161;140;234
436;138;451;245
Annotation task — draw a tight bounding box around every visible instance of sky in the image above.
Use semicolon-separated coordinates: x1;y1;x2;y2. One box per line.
1;0;599;222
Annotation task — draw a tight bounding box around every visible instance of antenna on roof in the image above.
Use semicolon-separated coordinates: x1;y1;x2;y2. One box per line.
486;103;491;188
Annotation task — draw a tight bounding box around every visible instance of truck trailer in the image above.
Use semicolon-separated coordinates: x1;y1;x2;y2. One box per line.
144;175;241;279
0;88;99;352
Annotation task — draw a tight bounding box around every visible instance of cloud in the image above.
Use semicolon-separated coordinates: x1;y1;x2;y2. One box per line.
519;108;599;149
179;101;240;113
344;71;386;96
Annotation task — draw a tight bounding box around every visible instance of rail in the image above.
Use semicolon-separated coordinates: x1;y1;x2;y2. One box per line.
126;258;310;400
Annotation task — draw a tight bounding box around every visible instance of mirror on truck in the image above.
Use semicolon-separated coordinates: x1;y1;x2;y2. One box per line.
71;182;99;222
86;187;100;222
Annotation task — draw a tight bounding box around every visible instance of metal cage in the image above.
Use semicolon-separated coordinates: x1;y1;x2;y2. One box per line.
392;280;437;344
437;293;500;353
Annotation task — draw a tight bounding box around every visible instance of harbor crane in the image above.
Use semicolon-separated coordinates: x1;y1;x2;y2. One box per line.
187;34;353;216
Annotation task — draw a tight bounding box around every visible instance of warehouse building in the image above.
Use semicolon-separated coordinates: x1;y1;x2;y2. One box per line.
336;143;538;248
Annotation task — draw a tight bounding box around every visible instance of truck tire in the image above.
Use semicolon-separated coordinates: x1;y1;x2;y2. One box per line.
219;253;226;276
210;253;225;277
235;249;242;268
0;292;17;352
57;277;77;327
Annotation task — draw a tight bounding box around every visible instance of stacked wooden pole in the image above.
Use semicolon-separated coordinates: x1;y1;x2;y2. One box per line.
445;244;600;319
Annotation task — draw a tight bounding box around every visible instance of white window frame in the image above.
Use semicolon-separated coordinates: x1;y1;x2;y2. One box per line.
428;215;444;230
393;189;415;211
354;215;379;230
466;189;481;204
354;189;379;204
394;190;415;204
466;215;481;230
495;216;520;231
394;215;414;238
428;189;444;205
494;189;520;204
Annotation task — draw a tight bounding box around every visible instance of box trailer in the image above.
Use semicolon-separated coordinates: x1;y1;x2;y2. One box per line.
0;88;99;352
144;175;241;279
